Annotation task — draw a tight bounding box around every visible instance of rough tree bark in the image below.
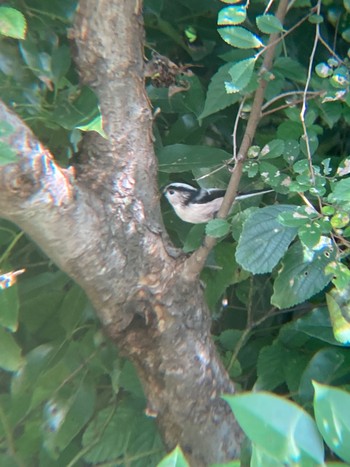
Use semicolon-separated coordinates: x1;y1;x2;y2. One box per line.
0;0;288;464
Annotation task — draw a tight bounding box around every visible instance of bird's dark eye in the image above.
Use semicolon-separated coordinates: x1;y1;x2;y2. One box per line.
168;189;175;195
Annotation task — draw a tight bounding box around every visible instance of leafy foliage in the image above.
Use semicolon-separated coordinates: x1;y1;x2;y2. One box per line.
1;0;350;465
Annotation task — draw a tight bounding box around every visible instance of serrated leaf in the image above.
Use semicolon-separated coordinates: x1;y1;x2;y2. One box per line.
227;57;256;93
157;446;189;467
43;380;96;457
235;205;297;274
218;6;246;25
313;383;350;463
256;14;284;34
205;219;230;237
223;392;324;464
218;26;263;49
199;62;241;119
83;401;161;465
272;239;336;309
0;328;23;371
0;7;26;39
157;144;231;172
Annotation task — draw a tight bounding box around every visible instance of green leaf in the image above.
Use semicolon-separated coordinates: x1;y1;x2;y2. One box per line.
313;382;350;463
329;178;350;202
0;282;19;331
58;284;87;333
223;392;324;464
218;6;246;25
43;378;96;458
251;445;282;467
256;14;284;34
0;121;18;166
273;57;307;82
260;139;284;159
76;115;107;138
157;445;189;467
157;144;231;172
218;26;263;49
0;7;26;39
205;219;231;237
271;239;336;309
83;401;158;464
287;307;342;346
299;348;347;403
227;57;256;93
326;287;350;344
199;62;241;119
183;224;206;253
256;343;287;391
235;205;297;274
202;243;249;309
51;86;101;132
298;220;324;249
11;343;56;399
0;327;23;371
283;139;300;163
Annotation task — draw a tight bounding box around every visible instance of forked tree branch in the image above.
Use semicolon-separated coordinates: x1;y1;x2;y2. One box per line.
0;1;245;464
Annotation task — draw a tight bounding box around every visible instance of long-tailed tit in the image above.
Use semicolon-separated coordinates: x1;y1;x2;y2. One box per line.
163;183;273;224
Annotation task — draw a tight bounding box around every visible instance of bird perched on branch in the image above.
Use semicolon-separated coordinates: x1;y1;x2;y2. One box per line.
163;183;273;224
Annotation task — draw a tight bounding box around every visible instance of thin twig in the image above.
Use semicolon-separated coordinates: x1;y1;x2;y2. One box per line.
300;0;321;187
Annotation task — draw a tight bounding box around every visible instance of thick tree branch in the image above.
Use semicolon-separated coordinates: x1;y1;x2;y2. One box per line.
185;0;290;278
0;1;244;464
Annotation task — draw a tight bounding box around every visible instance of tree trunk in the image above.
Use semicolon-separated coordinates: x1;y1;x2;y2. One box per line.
0;0;243;464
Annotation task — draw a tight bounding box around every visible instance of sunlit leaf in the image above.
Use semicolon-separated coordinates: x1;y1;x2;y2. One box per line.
218;26;263;49
326;286;350;344
157;445;189;467
227;57;256;93
223;392;324;464
313;382;350;463
218;6;246;26
0;6;26;39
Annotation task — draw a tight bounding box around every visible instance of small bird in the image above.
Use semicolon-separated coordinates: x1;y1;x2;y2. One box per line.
163;182;273;224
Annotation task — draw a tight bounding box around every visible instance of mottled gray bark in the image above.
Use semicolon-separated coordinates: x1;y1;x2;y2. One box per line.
0;0;244;464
